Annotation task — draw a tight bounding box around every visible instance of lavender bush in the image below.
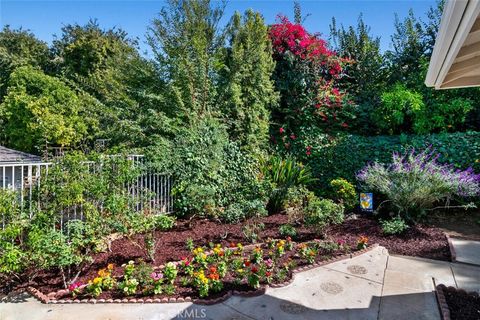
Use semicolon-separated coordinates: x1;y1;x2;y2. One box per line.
357;149;480;221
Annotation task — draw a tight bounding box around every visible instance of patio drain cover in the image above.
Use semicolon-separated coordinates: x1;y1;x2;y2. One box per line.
347;265;367;275
279;302;307;314
320;281;343;295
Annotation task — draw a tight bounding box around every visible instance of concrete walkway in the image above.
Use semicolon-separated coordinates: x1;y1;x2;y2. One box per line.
1;246;479;320
450;237;480;265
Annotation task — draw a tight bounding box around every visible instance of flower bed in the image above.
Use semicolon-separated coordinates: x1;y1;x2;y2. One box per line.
29;238;377;304
4;213;451;303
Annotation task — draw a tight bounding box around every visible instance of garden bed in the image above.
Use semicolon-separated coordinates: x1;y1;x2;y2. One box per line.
327;216;451;261
436;284;480;320
3;213;451;303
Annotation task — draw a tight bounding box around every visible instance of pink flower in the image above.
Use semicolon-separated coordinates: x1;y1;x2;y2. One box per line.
264;258;274;268
150;272;164;281
68;282;82;292
290;134;296;140
279;127;285;134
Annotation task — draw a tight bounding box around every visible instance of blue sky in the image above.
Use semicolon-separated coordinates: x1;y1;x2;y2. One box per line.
1;0;436;55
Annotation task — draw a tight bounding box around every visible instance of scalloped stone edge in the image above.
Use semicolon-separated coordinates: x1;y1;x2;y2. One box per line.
435;284;480;320
26;243;379;305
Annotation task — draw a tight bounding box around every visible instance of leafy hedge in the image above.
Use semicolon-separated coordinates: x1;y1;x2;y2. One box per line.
302;131;480;191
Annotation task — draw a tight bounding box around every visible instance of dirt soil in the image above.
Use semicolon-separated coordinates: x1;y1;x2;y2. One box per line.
443;287;480;320
429;209;480;241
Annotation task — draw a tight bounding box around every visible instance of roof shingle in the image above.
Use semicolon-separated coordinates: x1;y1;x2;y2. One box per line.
0;146;41;163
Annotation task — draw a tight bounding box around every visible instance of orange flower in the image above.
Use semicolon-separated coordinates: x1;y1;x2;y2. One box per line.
107;263;114;271
209;266;217;274
208;273;219;280
359;236;369;244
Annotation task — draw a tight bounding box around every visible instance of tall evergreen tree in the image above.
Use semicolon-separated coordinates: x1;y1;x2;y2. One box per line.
147;0;226;121
218;10;278;154
385;10;426;87
329;15;385;134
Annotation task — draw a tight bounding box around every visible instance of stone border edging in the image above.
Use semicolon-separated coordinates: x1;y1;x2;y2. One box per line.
435;284;451;320
26;243;379;305
435;284;480;320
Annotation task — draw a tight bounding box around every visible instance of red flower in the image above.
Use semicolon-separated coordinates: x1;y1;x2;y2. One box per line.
251;266;258;273
279;127;285;134
265;271;272;277
244;260;251;267
209;266;217;274
341;122;348;128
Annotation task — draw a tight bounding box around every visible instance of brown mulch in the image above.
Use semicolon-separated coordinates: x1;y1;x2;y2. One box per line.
2;213;451;300
327;216;451;261
444;288;480;320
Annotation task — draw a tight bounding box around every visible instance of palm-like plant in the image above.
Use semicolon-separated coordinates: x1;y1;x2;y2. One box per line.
261;156;316;213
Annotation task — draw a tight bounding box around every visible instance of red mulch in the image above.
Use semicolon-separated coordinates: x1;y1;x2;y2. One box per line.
327;216;451;261
2;213;451;300
444;288;480;320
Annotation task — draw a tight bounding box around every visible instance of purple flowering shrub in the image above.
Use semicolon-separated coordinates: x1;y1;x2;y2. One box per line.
357;149;480;221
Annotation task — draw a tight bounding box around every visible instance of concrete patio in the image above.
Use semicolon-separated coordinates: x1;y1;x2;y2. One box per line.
1;246;479;320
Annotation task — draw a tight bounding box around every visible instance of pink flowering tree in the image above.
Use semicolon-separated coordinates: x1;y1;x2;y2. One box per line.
268;16;354;156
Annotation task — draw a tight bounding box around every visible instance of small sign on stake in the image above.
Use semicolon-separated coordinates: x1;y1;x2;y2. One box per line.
360;193;373;212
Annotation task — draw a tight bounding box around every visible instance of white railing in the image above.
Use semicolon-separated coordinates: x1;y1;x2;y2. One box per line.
0;162;51;218
0;156;173;231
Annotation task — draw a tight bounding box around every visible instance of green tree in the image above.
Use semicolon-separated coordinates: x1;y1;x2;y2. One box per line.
0;26;50;101
218;10;278;154
329;15;386;134
0;66;98;153
52;20;166;147
375;83;424;134
147;0;226;120
385;10;426;88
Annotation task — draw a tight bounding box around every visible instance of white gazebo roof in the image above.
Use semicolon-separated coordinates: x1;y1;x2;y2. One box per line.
0;146;41;163
426;0;480;89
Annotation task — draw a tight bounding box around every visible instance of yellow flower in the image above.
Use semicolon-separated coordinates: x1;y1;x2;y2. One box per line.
193;247;204;255
93;277;102;285
107;263;114;271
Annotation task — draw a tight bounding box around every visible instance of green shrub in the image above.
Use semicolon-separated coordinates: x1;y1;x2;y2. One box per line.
376;83;424;135
149;116;268;219
278;224;297;238
304;198;344;234
154;214;176;230
222;199;268;223
381;217;409;235
298;131;480;191
357;149;480;221
282;185;312;211
261;156;316;213
329;178;357;210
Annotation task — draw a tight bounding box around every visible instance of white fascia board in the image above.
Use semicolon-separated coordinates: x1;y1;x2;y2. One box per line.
435;0;480;89
425;0;468;87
